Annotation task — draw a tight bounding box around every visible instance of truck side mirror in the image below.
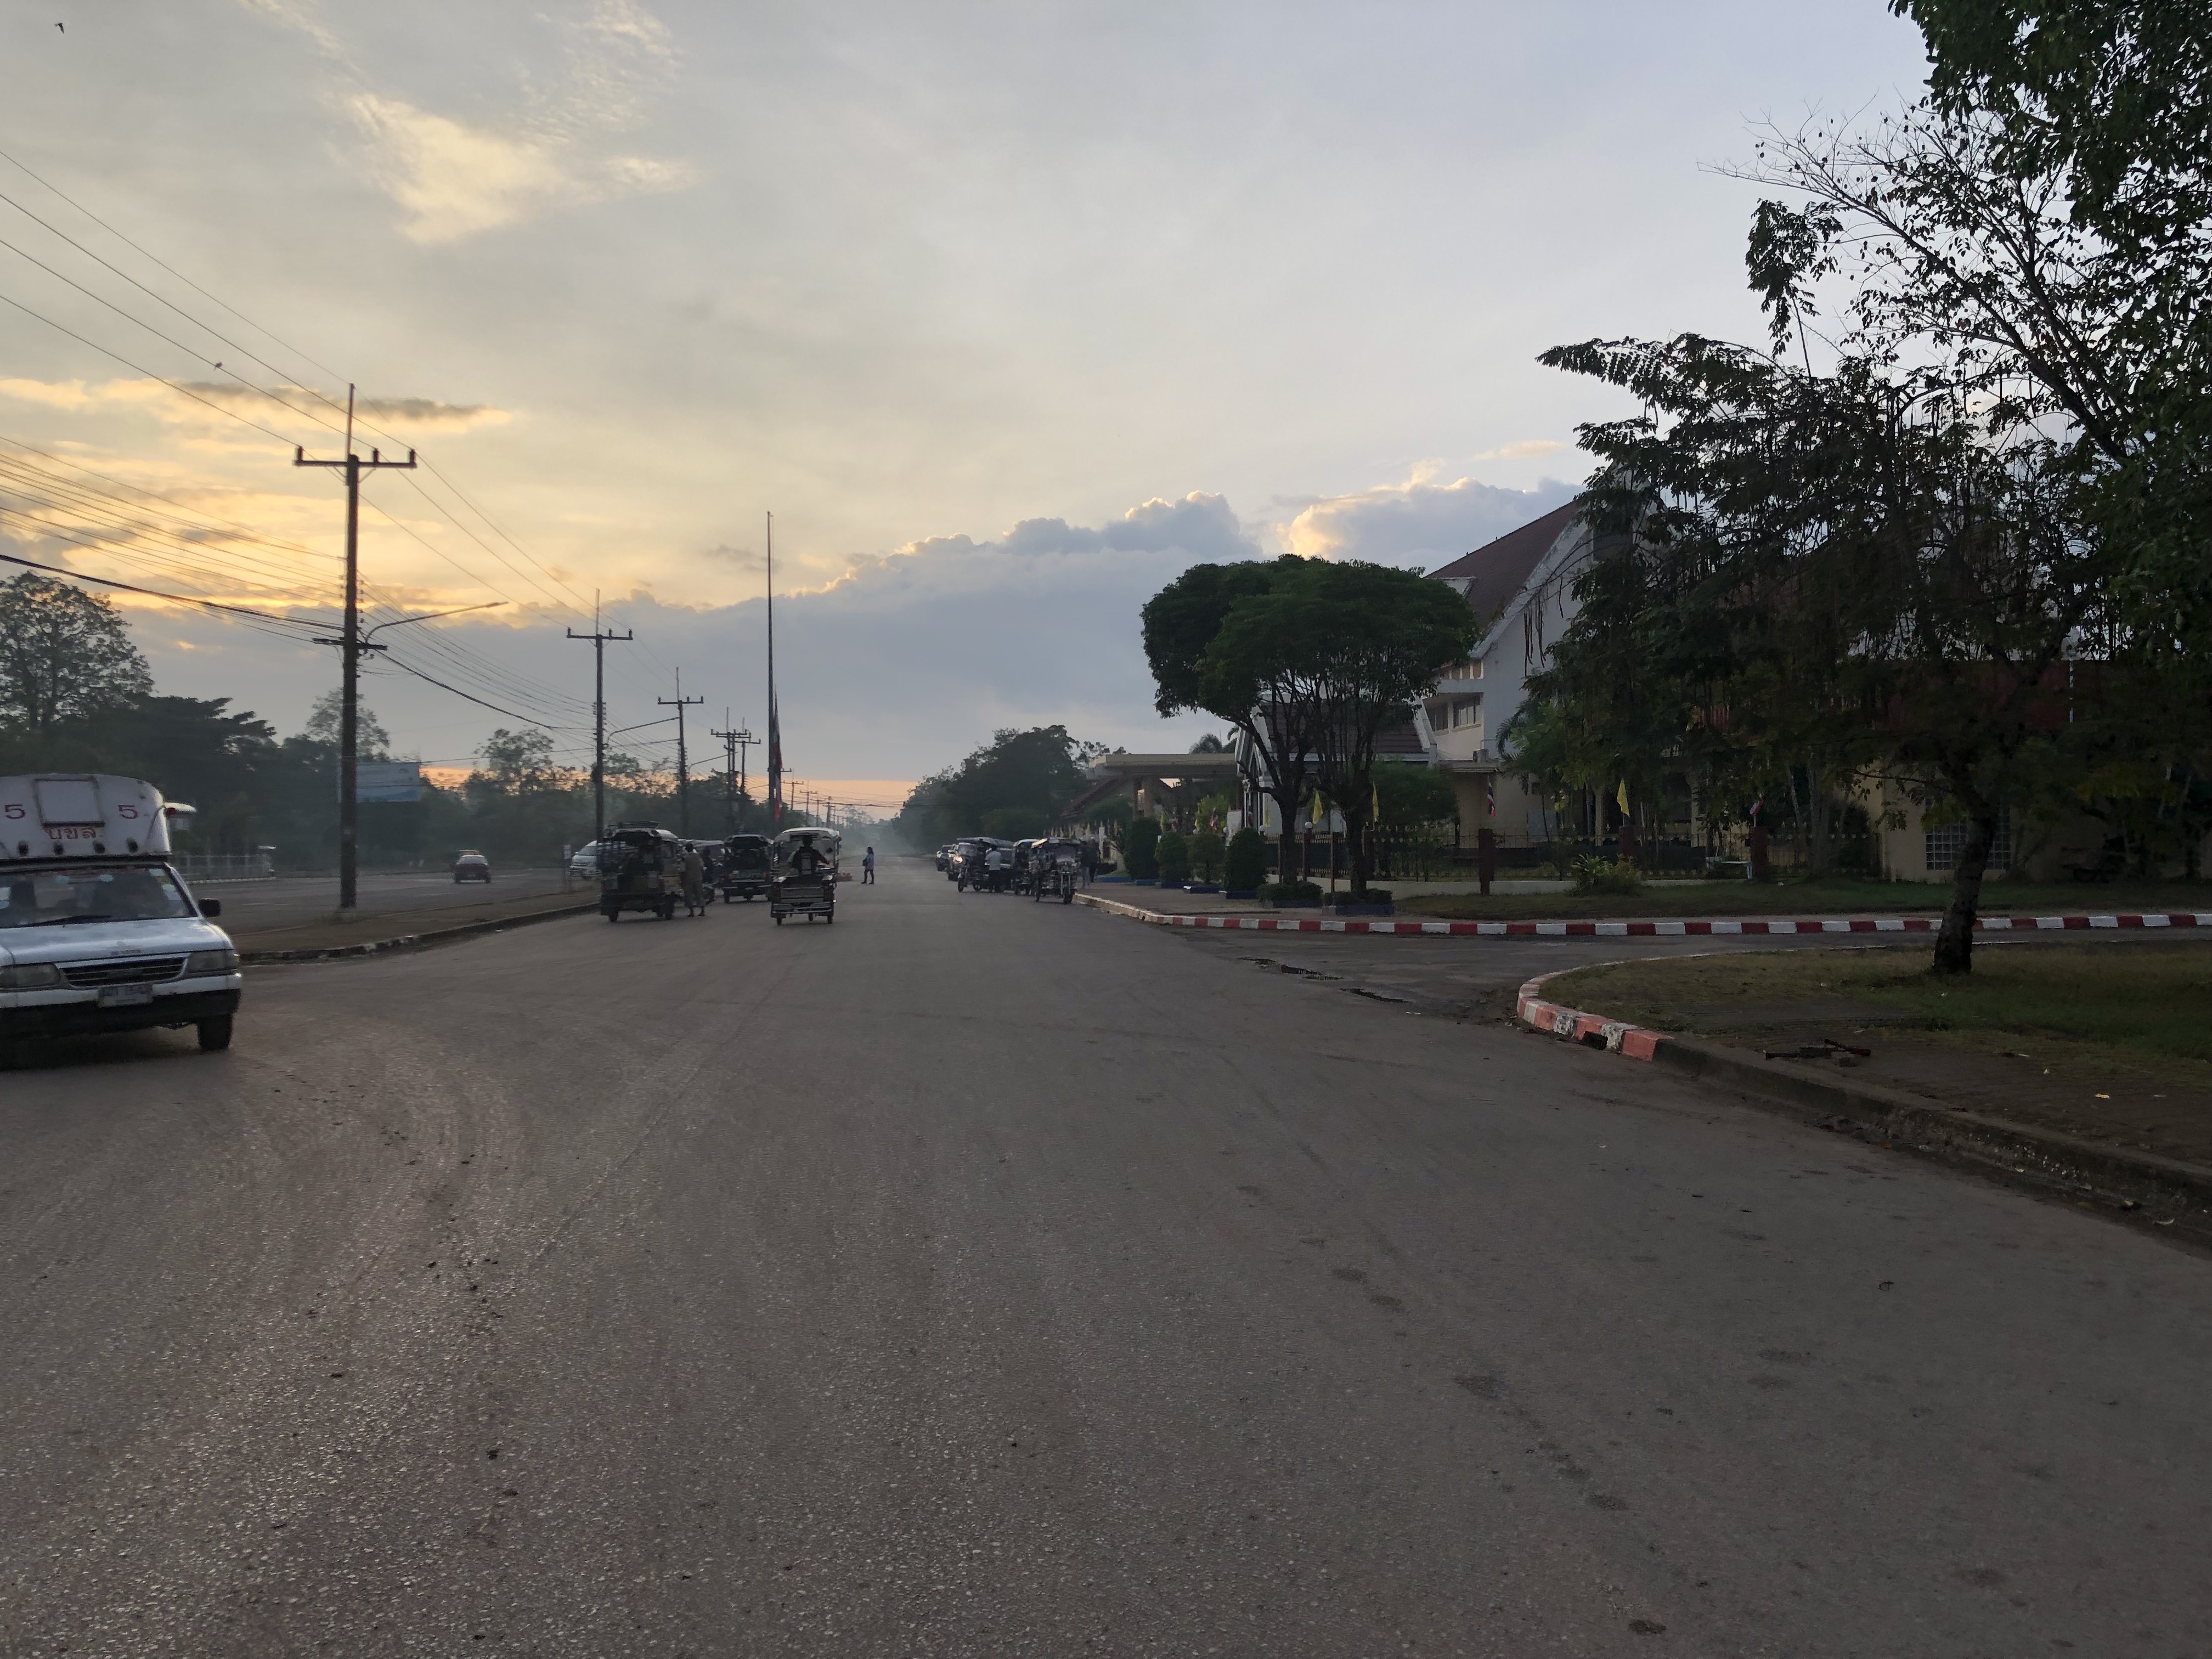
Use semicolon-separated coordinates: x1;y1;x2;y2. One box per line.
199;899;222;918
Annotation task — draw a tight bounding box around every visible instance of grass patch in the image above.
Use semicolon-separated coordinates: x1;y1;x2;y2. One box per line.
1406;877;2212;923
1549;943;2212;1067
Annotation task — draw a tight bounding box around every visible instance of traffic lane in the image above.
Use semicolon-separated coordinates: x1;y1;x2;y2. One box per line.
2;865;2209;1654
1171;919;2212;1019
197;865;573;932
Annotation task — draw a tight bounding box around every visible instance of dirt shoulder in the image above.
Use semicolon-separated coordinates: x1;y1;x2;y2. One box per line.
231;887;596;956
1084;876;2212;923
1546;940;2212;1168
1406;878;2212;923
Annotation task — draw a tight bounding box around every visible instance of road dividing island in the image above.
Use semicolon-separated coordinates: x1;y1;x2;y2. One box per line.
1513;967;1672;1058
1508;959;2212;1239
1075;891;2212;938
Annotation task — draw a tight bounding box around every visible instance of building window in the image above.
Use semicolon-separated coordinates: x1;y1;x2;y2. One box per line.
1925;807;2012;872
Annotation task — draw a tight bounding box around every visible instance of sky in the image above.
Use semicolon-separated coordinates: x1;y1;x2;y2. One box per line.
0;1;1933;812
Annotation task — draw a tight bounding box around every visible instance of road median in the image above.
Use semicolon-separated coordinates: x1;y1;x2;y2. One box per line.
1512;955;2212;1240
238;890;600;962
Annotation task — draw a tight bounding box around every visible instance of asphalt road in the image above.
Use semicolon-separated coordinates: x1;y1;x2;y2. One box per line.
200;866;574;935
4;857;2209;1656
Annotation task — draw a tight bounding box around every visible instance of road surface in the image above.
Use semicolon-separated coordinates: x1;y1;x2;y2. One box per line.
4;859;2208;1655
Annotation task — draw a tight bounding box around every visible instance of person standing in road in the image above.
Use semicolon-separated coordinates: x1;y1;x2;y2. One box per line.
681;843;707;916
862;847;876;884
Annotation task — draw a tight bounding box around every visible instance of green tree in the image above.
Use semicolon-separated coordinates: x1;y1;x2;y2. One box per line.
301;686;392;759
1189;828;1225;883
1155;828;1190;884
1223;825;1267;891
1204;560;1478;898
1143;557;1325;853
1740;44;2212;673
0;572;152;734
1536;334;2111;973
1125;815;1161;879
1374;763;1458;828
896;726;1093;844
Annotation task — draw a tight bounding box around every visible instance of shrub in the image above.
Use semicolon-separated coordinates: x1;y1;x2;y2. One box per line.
1190;830;1225;883
1125;816;1161;879
1156;830;1191;883
1265;879;1323;902
1571;855;1641;895
1223;826;1267;891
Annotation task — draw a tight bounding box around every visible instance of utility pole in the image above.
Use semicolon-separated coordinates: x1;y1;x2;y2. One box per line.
567;594;633;843
296;386;414;911
710;712;756;833
659;669;704;836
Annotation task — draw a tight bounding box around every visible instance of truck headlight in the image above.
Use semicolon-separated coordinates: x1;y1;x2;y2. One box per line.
0;962;62;990
187;947;239;975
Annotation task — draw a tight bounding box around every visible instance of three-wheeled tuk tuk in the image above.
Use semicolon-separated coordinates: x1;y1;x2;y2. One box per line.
1031;838;1082;902
719;833;771;902
598;822;685;920
769;827;842;924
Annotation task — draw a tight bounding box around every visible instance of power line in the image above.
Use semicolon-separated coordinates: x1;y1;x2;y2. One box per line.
0;283;303;445
0;540;331;630
0;155;696;731
0;142;353;390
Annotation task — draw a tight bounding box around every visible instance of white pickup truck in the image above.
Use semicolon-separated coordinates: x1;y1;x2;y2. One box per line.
0;773;244;1066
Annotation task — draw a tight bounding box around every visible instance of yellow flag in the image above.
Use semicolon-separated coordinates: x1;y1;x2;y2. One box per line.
1372;782;1380;821
1616;780;1630;815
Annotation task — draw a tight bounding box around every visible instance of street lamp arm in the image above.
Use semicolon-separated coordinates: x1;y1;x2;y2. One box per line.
361;601;506;642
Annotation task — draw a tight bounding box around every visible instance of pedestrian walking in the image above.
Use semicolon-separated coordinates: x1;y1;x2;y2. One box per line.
862;847;876;884
681;843;708;916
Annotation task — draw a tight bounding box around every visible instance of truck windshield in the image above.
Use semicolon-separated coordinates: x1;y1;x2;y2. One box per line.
0;865;196;928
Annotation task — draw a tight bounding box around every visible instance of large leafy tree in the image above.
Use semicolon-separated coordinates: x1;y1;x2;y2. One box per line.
1201;560;1478;899
1142;557;1328;848
1737;13;2212;670
0;572;153;734
896;726;1095;844
1534;335;2112;972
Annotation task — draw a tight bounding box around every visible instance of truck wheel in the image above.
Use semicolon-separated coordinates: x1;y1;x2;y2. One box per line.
197;1015;234;1052
774;914;784;926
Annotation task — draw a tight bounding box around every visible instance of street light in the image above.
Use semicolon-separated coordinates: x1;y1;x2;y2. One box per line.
360;601;507;643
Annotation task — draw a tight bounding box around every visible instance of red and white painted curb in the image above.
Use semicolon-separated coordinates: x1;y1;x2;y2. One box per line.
1513;968;1671;1060
1076;893;2212;939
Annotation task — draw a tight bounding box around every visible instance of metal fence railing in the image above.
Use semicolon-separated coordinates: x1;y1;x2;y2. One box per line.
169;852;276;883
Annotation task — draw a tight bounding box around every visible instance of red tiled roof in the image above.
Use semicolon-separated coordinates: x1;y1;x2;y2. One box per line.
1426;499;1584;624
1375;721;1427;757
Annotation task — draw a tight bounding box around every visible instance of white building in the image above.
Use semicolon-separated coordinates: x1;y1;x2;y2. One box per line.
1420;500;1591;842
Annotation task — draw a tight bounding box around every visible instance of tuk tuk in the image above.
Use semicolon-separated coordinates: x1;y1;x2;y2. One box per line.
597;822;685;921
1031;838;1083;903
719;833;771;902
770;826;843;925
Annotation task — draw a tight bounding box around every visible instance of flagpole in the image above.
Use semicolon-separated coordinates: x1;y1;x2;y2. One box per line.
766;511;780;823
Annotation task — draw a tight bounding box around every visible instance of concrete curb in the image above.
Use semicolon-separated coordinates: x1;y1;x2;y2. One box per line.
240;900;600;964
1512;969;1673;1060
1074;895;2212;938
1509;966;2212;1232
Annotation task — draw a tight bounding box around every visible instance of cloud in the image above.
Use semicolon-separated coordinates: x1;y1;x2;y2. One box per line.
1271;472;1578;567
241;0;694;244
894;493;1259;569
346;94;692;245
0;377;510;434
1476;438;1571;461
